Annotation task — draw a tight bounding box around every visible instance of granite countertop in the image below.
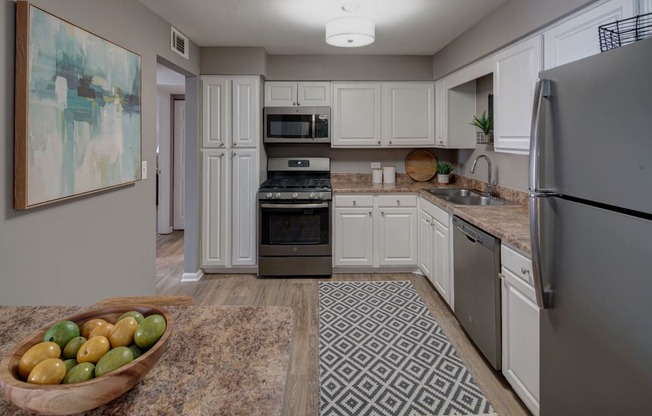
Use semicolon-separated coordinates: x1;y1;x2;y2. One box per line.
0;306;294;416
332;174;531;255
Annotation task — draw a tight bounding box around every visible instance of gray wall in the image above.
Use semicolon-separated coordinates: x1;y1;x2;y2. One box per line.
0;0;199;305
265;146;458;175
266;55;433;81
432;0;598;79
454;74;529;191
200;47;267;76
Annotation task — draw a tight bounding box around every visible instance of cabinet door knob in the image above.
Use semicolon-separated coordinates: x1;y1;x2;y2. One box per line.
368;211;372;217
381;211;385;217
377;140;381;144
233;142;237;146
425;219;430;225
396;200;400;206
353;200;357;206
521;267;531;275
389;140;393;145
293;102;297;106
232;151;236;157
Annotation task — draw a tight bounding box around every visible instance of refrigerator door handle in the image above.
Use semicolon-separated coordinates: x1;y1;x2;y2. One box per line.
529;193;553;309
529;79;551;192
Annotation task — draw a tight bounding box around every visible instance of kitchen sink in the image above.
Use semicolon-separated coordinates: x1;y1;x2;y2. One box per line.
426;188;512;206
427;188;479;198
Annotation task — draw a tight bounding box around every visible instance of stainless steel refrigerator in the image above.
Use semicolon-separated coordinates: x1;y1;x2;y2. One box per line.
529;37;652;415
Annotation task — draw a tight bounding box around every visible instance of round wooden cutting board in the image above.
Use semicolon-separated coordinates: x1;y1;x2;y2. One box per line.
405;150;437;182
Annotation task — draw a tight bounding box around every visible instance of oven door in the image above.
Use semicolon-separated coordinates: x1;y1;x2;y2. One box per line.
259;201;331;256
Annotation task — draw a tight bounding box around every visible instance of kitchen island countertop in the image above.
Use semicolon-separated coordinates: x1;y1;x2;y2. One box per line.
0;306;294;416
332;174;531;255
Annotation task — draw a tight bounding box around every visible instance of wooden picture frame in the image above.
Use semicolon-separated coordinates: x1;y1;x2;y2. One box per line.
14;1;142;209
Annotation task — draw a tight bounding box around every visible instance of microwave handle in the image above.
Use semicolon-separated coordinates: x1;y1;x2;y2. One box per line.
311;114;316;140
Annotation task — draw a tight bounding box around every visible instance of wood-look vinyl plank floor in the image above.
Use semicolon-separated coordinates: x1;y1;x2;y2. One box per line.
156;231;530;416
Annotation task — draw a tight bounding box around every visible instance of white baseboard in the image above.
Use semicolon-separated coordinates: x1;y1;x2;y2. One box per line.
157;226;173;235
201;267;258;275
333;267;421;274
181;269;204;282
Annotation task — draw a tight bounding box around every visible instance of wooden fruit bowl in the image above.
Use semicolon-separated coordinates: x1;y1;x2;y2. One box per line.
0;305;173;415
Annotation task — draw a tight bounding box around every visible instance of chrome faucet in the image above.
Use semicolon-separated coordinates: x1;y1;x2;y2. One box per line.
471;155;494;197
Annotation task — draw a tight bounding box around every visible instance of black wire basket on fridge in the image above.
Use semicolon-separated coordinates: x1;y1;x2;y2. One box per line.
599;12;652;52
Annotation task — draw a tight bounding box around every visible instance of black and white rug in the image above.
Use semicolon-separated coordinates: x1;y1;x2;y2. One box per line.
319;281;497;416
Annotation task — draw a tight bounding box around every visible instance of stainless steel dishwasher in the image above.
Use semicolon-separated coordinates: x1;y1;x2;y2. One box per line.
452;216;501;370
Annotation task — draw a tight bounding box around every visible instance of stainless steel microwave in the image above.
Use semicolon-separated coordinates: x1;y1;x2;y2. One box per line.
263;107;330;144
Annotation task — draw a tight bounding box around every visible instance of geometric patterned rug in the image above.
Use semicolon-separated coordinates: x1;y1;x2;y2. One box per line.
319;281;497;416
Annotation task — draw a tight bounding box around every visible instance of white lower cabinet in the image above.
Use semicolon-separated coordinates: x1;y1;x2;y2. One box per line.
334;195;374;266
501;244;540;416
333;194;417;269
201;150;228;267
230;149;257;266
418;198;452;306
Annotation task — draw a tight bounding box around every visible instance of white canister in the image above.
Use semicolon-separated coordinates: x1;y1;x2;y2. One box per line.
372;169;383;184
383;166;396;184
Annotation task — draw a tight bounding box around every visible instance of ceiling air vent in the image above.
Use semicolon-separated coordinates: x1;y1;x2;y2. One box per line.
171;26;189;59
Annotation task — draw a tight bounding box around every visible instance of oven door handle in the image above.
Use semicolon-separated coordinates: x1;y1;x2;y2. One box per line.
260;203;329;209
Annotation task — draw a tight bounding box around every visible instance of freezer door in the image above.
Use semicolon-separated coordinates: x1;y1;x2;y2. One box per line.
540;197;652;415
535;38;652;215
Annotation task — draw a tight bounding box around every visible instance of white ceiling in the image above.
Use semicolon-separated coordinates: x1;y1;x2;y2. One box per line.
140;0;507;55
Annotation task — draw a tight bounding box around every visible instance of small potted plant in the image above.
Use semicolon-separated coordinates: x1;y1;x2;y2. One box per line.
436;162;453;184
470;111;493;144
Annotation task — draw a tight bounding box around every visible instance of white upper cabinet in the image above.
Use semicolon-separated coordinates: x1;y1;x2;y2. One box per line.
202;76;260;149
543;0;635;70
232;78;260;148
493;35;543;155
332;82;434;148
641;0;652;14
202;77;230;148
434;79;448;147
264;81;331;107
382;83;435;147
332;83;383;147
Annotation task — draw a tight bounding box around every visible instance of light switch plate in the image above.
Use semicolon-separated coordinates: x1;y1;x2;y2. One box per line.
370;162;381;169
141;161;147;180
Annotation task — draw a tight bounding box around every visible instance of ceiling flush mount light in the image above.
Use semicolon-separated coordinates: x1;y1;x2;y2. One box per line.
325;6;375;48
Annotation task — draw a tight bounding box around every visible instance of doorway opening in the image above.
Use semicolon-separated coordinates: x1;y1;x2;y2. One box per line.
156;62;186;286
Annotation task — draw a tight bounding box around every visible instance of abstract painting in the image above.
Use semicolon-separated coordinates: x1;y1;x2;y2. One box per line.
14;2;142;209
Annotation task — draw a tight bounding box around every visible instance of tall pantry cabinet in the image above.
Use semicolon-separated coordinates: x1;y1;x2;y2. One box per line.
200;76;262;270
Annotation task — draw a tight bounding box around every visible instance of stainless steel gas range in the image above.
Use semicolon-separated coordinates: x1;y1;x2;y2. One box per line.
258;157;332;277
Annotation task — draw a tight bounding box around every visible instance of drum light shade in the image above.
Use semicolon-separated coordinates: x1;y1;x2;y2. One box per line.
325;16;375;47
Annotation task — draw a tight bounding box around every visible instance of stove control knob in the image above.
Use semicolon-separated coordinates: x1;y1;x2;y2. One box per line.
309;192;316;199
274;192;282;199
291;192;299;199
316;192;323;199
266;193;273;199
